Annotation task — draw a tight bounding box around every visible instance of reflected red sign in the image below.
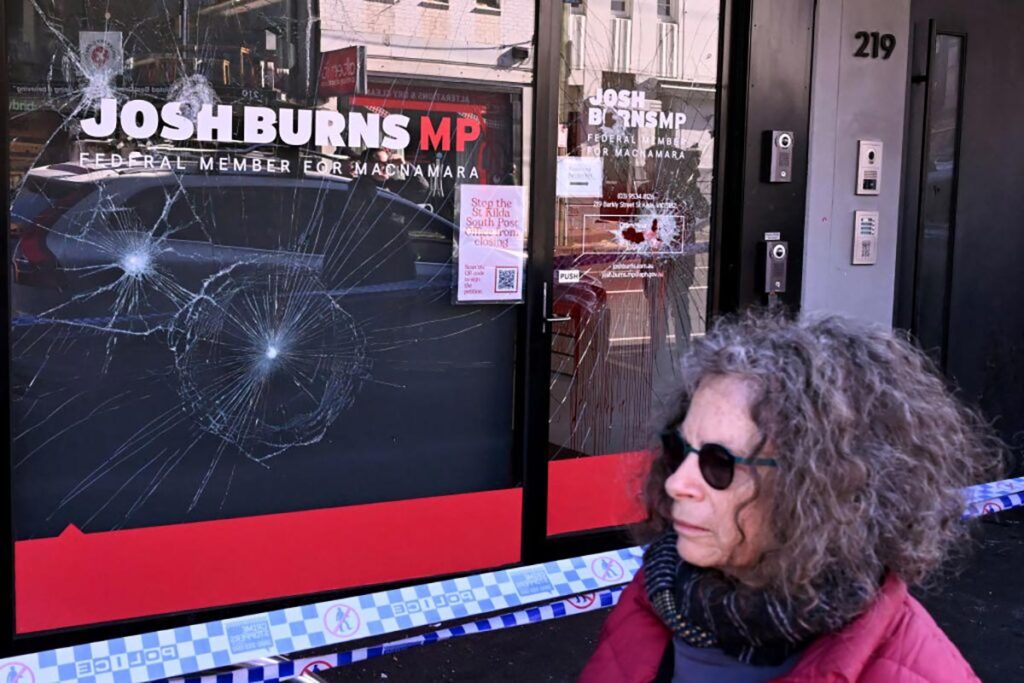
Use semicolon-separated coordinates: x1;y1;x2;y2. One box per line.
319;46;366;97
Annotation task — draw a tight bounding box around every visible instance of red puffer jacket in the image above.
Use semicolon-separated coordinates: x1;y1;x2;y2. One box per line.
580;570;979;682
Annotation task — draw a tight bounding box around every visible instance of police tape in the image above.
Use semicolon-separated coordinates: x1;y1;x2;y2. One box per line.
963;475;1024;505
1;478;1021;683
165;586;626;683
961;475;1024;519
0;547;642;683
963;491;1024;519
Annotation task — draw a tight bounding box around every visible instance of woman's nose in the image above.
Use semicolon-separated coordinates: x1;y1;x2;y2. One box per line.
664;449;705;501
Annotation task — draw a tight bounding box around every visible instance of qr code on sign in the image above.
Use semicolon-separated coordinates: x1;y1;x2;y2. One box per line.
494;267;519;293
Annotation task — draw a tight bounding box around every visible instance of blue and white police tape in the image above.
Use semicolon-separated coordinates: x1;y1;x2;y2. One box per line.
964;490;1024;519
963;475;1024;505
1;477;1021;683
962;475;1024;519
163;586;626;683
0;547;641;683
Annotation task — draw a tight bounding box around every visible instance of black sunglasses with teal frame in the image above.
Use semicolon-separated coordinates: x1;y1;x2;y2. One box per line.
660;429;778;490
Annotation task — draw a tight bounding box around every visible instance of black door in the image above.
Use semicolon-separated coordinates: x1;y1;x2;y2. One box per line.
897;0;1024;471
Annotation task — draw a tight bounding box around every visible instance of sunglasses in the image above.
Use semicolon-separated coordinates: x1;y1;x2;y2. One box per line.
659;429;778;490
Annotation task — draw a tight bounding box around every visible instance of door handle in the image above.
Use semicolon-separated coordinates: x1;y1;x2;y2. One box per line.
542;282;573;327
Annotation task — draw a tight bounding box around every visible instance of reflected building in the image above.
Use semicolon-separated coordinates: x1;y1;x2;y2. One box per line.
317;0;535;221
547;0;720;458
5;0;318;186
559;0;718;246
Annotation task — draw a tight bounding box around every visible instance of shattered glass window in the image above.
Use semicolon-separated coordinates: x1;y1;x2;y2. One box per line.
7;0;533;583
549;1;717;470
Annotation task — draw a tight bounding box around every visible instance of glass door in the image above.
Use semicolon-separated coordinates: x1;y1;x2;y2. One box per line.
909;26;965;369
545;0;721;538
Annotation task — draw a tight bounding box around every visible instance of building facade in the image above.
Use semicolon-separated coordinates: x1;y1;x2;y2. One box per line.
2;0;1021;662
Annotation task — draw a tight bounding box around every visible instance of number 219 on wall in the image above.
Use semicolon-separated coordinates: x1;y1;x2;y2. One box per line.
854;31;896;60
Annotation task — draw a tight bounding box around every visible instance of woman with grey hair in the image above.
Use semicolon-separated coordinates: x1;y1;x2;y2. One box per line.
581;311;1000;682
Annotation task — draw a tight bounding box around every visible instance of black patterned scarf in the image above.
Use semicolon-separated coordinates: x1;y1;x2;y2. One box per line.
643;531;850;667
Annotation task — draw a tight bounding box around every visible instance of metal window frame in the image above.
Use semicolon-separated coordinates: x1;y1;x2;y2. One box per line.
611;0;631;18
895;20;968;372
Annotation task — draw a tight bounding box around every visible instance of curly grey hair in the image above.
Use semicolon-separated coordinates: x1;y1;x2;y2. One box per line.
642;310;1004;627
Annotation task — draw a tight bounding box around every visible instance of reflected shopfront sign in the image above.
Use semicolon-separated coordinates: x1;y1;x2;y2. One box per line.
318;45;366;97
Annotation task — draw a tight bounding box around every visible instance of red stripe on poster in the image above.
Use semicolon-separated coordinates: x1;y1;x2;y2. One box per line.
546;452;650;536
15;488;522;634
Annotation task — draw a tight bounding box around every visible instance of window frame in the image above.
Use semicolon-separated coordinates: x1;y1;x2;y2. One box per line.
610;0;632;18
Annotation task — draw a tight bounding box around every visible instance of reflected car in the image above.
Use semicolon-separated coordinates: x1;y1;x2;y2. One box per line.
9;157;464;462
10;159;455;329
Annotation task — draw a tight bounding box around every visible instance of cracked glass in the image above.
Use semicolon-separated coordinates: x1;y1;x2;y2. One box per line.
7;0;535;627
548;0;718;524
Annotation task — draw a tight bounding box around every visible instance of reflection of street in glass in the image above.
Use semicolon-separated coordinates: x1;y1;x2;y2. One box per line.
552;141;713;446
9;148;523;532
550;0;718;458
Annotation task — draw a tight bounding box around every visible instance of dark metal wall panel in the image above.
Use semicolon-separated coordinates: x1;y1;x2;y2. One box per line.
520;0;561;563
900;0;1024;467
717;0;815;312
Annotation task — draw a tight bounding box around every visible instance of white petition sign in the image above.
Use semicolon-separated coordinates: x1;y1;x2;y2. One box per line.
457;185;526;302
